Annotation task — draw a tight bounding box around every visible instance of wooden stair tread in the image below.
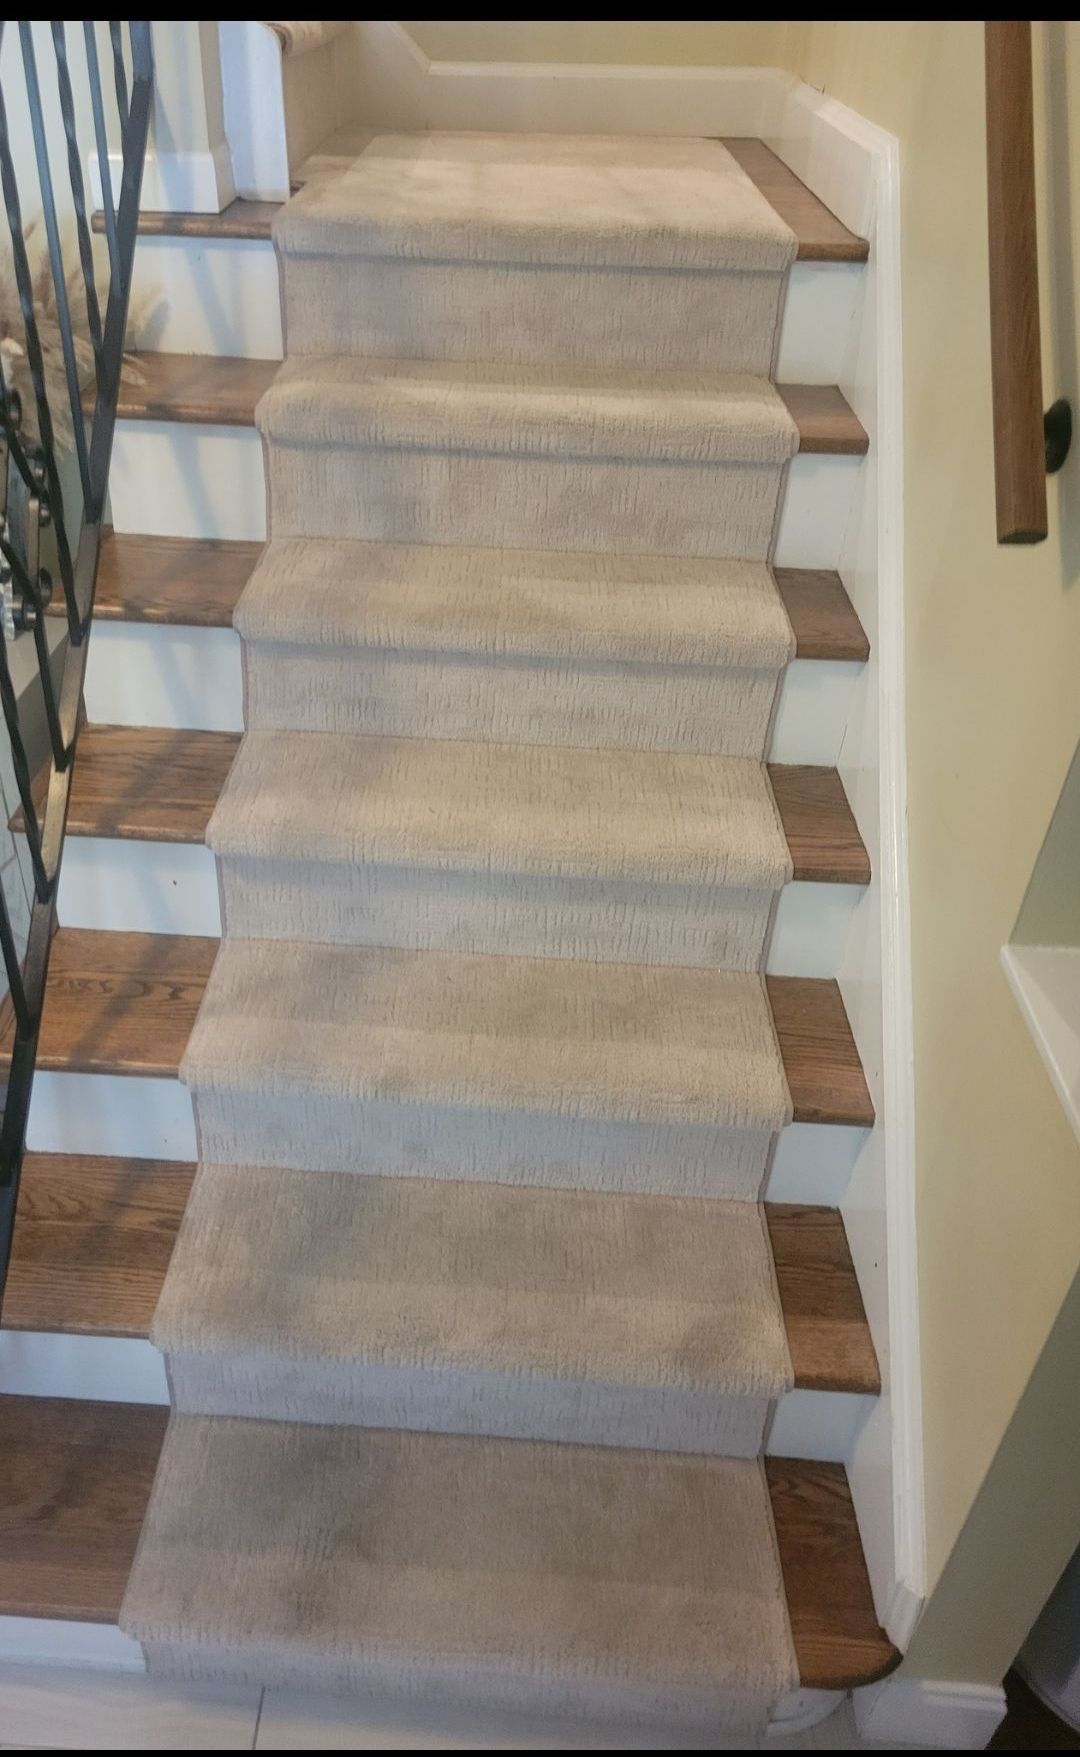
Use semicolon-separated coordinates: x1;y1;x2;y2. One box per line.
0;1393;897;1684
94;197;280;241
13;726;242;843
0;929;217;1080
0;1394;166;1623
2;1155;196;1338
767;1204;879;1395
766;1455;898;1688
776;568;869;663
2;1155;877;1395
0;928;872;1125
108;353;278;426
777;383;868;455
110;352;868;452
16;725;868;887
100;142;869;265
722;139;870;263
767;974;874;1128
59;535;871;661
60;531;262;627
771;764;869;886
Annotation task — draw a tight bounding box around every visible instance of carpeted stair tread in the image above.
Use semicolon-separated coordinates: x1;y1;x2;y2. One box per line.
181;937;791;1132
207;730;793;892
153;1160;793;1453
275;132;796;272
235;537;795;670
120;1415;799;1730
256;355;800;465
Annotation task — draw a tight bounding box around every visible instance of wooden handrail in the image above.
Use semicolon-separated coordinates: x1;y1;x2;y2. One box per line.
985;21;1071;545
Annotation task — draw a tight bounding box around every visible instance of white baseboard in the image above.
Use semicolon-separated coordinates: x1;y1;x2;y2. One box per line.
0;1658;269;1747
0;1628;145;1675
90;139;235;214
854;1676;1007;1749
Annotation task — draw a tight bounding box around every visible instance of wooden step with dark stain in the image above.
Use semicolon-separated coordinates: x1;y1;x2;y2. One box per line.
94;197;280;241
13;726;241;843
2;1154;196;1338
57;533;872;663
73;530;262;627
767;974;874;1128
767;1204;879;1395
109;351;868;452
1;1154;878;1396
108;353;278;426
777;384;868;455
13;725;869;887
775;568;870;663
766;1454;897;1688
0;1395;166;1623
721;139;870;263
0;1393;897;1685
0;927;873;1126
100;142;869;266
0;929;217;1080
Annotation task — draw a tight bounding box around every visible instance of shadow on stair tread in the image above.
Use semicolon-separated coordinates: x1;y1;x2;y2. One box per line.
0;927;874;1127
0;1153;879;1397
0;1392;898;1689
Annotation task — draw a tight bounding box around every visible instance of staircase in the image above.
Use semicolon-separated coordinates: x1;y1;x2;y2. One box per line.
0;106;897;1742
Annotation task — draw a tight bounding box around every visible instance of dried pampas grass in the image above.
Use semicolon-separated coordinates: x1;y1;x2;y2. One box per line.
0;220;146;447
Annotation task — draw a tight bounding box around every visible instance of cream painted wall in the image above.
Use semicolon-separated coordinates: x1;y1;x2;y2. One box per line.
401;21;786;66
775;19;1080;1613
394;19;1080;1635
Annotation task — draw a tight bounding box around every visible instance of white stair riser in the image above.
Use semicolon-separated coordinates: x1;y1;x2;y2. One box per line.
84;624;244;733
129;236;285;359
26;1072;197;1161
52;835;859;980
780;262;862;383
0;1327;867;1464
25;1066;865;1209
109;425;267;543
82;619;859;767
129;230;859;384
108;419;859;566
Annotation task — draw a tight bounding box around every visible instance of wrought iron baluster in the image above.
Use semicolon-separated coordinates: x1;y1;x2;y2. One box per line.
52;21;105;382
84;23;120;295
109;21;130;142
18;23;93;511
0;21;155;1310
0;79;81;641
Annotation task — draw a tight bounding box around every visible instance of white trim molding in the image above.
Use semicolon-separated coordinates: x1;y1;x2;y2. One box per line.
854;1676;1007;1749
89;139;235;215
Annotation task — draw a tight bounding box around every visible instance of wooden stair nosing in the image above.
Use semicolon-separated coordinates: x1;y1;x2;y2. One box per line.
51;532;872;666
2;1153;879;1399
100;143;869;265
93;198;280;242
0;1392;898;1687
721;138;870;263
0;927;875;1127
13;725;870;888
108;351;869;453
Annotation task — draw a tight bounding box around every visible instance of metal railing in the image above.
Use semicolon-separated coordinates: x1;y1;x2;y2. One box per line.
0;21;153;1302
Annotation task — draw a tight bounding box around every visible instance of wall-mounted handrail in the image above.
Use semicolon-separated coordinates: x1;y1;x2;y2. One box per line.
985;20;1072;545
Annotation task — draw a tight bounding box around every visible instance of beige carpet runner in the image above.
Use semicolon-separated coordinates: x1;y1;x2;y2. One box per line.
122;132;804;1735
